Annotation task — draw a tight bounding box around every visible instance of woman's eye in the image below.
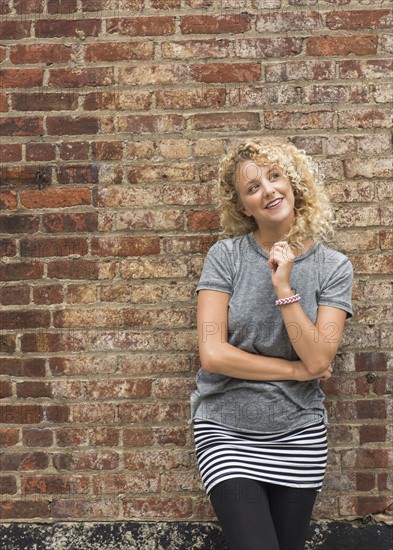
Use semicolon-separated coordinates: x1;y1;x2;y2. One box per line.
249;183;259;192
270;173;280;180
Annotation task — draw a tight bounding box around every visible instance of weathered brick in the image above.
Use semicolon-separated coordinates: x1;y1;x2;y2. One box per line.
181;14;250;34
306;35;378;56
265;61;335;82
51;498;119;519
162;39;229;59
234;37;302;58
156;87;225;110
326;9;393;30
93;473;160;495
91;236;160;257
339;59;393;80
256;10;323;32
22;475;89;495
344;158;393;179
42;212;98;233
191;112;260;131
84;91;152;111
107;16;175;36
265;110;334;130
123;497;192;519
22;429;53;448
191;63;261;83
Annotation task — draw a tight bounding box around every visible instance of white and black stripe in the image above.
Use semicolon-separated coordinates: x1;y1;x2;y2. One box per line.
193;420;328;497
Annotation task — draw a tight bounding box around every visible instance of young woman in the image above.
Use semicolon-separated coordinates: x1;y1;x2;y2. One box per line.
189;138;354;550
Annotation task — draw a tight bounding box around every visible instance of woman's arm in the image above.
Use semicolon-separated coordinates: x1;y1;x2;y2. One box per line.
197;289;332;382
269;241;348;375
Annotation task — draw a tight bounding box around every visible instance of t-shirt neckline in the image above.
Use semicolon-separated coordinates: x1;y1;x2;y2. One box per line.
247;232;319;262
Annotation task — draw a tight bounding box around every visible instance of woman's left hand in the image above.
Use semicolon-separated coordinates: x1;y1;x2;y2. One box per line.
268;241;296;290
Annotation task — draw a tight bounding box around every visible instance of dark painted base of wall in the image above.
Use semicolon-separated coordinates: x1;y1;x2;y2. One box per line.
1;520;392;549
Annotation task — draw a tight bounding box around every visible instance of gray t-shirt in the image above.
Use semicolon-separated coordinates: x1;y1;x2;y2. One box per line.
189;232;354;433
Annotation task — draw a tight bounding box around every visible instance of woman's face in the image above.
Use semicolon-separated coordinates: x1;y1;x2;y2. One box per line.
235;159;296;230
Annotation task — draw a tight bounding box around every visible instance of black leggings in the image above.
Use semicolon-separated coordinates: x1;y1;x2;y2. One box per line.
209;477;317;550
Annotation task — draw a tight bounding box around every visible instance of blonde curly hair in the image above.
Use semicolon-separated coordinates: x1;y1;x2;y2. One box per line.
218;137;335;249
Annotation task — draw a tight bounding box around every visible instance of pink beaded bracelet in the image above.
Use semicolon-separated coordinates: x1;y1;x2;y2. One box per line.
275;293;301;307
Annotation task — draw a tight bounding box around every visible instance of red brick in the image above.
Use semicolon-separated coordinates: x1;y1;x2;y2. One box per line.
0;381;12;399
0;335;17;354
66;284;97;304
338;108;392;129
0;500;50;519
0;190;18;212
356;473;375;492
341;448;392;469
0;476;17;495
307;35;378;56
0;285;30;305
53;451;119;471
91;237;160;257
33;285;63;305
84;90;152;111
42;212;98;233
1;451;49;470
0;117;43;136
25;143;56;161
0;429;19;447
0;21;31;41
355;352;388;372
22;475;89;495
234;38;302;58
326;10;393;30
93;472;160;495
123;428;154;447
14;0;45;13
0;68;43;88
35;19;100;37
339;60;393;80
56;428;87;447
47;260;98;280
85;41;153;62
0;144;22;162
156;87;225;110
72;404;116;424
22;429;53;447
10;44;72;64
60;142;89;160
0;262;43;281
187;210;220;231
50;68;114;89
359;425;387;444
58;165;99;185
47;116;100;136
80;0;144;11
20;188;91;209
48;0;78;13
356;400;387;419
89;428;120;447
191;112;260;131
21;237;88;258
0;405;43;425
0;93;7;112
16;382;52;399
119;403;187;423
107;16;175;36
91;141;122;160
46;405;70;423
181;14;250;34
191;63;260;83
0;239;16;257
13;93;78;112
0;310;50;331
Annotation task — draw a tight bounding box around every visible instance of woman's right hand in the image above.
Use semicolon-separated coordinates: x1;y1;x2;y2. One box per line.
294;361;333;382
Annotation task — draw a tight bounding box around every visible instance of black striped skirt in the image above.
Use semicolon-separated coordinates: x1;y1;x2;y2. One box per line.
193;419;328;497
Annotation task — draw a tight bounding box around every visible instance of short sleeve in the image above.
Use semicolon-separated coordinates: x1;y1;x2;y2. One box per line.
196;240;233;295
318;257;354;318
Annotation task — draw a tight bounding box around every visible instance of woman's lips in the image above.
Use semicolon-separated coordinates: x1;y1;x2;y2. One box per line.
265;198;283;210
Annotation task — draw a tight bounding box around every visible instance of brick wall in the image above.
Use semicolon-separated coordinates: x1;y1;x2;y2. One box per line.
0;0;392;526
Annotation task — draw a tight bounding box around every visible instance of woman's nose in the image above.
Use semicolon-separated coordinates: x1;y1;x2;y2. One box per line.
260;177;275;194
